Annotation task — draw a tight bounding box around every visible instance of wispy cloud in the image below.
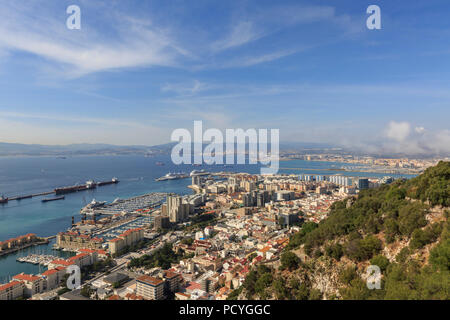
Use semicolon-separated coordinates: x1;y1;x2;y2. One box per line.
0;2;361;76
0;2;189;77
161;80;211;96
211;21;263;52
219;49;299;68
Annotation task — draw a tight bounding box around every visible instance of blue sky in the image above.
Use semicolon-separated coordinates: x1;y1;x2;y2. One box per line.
0;0;449;155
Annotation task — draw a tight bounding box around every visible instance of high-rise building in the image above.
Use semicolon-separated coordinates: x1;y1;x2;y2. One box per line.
167;195;182;223
357;178;369;190
154;215;170;230
242;181;256;192
136;275;165;300
242;192;253;207
256;192;264;207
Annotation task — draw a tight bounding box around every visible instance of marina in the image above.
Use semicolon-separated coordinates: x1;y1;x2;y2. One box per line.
94;215;155;240
80;192;168;216
17;254;59;266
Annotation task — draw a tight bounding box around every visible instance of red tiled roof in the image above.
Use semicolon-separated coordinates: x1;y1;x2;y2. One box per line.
78;248;96;254
0;281;23;291
137;275;164;286
50;259;72;266
42;269;59;276
125;293;144;300
186;281;202;291
67;253;89;262
13;273;41;282
164;271;180;279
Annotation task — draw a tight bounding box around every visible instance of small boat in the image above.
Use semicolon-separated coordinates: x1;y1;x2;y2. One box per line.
42;196;65;202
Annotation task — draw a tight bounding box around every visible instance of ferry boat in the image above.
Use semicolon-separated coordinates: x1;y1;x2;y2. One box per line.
155;172;188;181
190;169;209;177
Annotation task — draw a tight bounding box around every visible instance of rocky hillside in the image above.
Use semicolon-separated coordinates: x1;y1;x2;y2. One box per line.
230;161;449;300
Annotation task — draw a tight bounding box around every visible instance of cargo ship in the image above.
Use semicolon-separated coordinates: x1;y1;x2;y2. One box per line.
42;196;65;203
97;177;119;186
54;184;88;195
55;178;119;195
0;195;8;204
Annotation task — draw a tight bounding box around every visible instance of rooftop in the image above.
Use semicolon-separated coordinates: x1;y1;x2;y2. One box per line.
137;275;164;287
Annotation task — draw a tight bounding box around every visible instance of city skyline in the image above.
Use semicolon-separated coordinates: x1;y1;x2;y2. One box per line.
0;0;449;156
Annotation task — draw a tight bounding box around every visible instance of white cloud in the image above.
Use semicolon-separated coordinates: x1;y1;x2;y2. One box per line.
0;2;188;77
161;80;210;96
380;121;450;155
211;21;263;52
385;121;411;142
220;49;299;68
0;2;362;75
415;126;426;134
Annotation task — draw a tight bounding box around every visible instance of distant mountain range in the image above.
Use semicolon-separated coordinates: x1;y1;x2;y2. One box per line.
0;141;338;157
0;141;442;158
0;142;172;157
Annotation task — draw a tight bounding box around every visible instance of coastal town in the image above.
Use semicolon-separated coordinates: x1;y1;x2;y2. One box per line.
1;170;396;300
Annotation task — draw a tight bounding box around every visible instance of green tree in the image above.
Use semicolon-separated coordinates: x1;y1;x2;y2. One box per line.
280;251;300;271
370;255;390;272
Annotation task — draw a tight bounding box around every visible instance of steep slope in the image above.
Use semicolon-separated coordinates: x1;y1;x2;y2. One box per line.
233;161;450;300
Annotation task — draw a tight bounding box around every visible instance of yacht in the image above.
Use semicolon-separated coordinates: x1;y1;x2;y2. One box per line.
80;198;107;214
